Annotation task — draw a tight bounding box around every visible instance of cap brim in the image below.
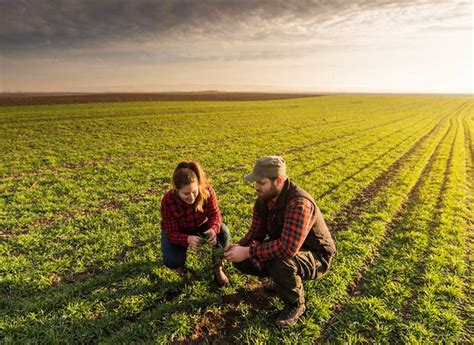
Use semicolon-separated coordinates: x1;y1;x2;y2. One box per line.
244;171;262;181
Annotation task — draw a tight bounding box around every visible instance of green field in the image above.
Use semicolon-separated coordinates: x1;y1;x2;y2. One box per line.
1;95;472;343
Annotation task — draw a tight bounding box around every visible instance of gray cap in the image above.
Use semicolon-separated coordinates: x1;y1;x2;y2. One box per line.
244;156;287;181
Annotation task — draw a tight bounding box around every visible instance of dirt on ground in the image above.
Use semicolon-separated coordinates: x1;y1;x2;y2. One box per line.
0;91;321;106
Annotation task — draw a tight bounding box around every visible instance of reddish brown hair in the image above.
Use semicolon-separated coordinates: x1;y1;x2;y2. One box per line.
172;160;209;212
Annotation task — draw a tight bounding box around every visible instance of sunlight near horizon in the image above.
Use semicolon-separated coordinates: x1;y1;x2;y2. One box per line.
1;1;472;94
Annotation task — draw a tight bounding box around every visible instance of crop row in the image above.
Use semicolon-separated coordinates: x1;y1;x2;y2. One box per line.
2;99;441;233
323;109;469;343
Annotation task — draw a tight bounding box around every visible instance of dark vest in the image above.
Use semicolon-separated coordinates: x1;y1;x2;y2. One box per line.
255;179;336;258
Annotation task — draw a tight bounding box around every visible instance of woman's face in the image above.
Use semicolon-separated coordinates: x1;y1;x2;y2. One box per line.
177;181;199;204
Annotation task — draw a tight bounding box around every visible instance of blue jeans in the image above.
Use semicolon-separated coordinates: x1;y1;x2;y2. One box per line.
161;223;230;269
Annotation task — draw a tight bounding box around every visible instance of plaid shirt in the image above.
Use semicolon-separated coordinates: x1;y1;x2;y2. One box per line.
161;185;222;247
239;197;316;269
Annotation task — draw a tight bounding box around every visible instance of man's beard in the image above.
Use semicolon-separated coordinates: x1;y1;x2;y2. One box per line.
257;185;279;202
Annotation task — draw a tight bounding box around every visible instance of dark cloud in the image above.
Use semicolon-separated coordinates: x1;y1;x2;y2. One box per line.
1;0;422;52
1;0;470;68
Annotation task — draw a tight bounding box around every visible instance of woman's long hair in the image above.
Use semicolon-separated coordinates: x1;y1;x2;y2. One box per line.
172;160;209;212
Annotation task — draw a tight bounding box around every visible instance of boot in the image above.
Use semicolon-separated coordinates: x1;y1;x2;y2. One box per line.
275;299;306;328
212;260;229;287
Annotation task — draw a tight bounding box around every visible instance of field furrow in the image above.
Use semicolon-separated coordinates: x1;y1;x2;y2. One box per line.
321;105;464;343
396;110;470;343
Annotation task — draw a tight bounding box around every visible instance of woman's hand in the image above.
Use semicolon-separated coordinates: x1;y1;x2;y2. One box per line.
203;229;217;246
187;235;201;250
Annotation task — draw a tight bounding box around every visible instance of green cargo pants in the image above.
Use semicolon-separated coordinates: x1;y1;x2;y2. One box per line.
233;249;331;304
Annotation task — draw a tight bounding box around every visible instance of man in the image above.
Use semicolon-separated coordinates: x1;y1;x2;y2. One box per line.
224;156;336;328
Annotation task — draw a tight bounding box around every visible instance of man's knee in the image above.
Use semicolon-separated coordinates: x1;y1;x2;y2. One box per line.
266;258;298;282
267;257;296;274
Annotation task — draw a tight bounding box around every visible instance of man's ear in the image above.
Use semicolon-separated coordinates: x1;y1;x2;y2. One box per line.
276;175;285;188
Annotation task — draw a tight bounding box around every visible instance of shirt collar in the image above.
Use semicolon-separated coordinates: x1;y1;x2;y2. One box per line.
269;179;290;210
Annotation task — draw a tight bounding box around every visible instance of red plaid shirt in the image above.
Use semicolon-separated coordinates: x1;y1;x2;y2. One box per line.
239;197;316;269
161;185;222;247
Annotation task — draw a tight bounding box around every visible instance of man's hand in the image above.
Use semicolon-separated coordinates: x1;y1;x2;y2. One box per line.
225;243;237;251
187;235;201;250
203;229;217;246
224;245;250;263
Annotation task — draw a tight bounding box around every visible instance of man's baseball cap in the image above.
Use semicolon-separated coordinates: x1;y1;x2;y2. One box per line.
244;156;287;181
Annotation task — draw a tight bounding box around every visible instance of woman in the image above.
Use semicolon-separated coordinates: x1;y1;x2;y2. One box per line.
160;160;230;286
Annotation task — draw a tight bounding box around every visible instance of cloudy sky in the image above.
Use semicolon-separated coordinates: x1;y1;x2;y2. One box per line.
0;0;472;93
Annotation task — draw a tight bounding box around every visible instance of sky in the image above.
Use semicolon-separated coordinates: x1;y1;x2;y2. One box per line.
0;0;472;94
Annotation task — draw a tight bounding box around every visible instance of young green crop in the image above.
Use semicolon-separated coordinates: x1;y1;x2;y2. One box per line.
1;95;472;343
